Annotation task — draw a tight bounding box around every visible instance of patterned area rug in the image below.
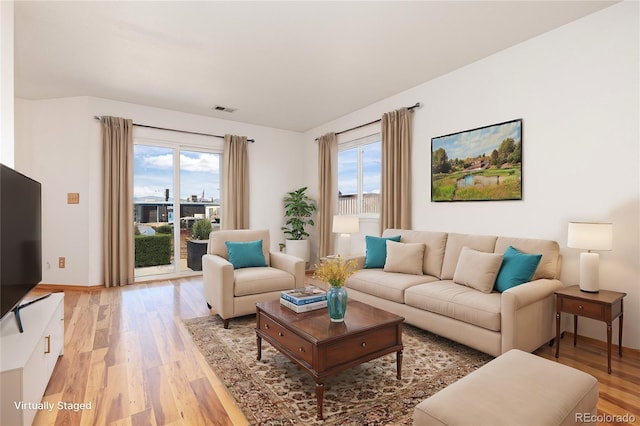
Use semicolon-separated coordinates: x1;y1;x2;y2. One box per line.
184;314;493;425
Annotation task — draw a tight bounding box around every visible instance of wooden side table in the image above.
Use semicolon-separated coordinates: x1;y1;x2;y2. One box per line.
555;285;626;374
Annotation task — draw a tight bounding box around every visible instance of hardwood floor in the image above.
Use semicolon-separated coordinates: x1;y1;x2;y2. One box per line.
29;277;639;425
32;277;247;426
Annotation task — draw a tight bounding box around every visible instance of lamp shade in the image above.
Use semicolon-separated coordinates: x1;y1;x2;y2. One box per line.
567;222;613;251
332;215;359;234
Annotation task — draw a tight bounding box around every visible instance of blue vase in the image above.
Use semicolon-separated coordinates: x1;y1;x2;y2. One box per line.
327;286;348;322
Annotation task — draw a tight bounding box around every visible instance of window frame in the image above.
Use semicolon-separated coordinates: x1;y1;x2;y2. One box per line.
337;132;381;218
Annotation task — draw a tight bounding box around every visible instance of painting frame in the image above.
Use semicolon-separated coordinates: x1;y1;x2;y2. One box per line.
431;119;523;202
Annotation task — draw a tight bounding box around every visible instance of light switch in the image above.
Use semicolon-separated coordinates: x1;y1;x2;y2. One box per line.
67;193;80;204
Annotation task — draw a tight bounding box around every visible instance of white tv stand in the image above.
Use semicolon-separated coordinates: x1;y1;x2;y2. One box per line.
1;292;65;426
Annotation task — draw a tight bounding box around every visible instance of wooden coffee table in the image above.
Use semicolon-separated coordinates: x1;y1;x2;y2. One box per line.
256;299;404;420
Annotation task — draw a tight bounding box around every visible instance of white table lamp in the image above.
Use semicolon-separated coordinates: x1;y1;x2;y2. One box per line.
333;215;359;257
567;222;612;293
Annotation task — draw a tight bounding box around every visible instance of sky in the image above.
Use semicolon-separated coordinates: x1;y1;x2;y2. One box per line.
134;139;378;202
338;141;381;195
133;145;220;202
431;120;522;160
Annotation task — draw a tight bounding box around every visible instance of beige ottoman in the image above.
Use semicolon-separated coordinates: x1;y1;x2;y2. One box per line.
414;349;598;426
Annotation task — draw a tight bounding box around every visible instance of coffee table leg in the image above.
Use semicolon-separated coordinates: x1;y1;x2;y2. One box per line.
315;381;324;420
396;350;403;380
256;335;262;361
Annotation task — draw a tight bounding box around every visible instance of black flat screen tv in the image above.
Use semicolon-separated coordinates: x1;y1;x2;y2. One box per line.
0;163;42;320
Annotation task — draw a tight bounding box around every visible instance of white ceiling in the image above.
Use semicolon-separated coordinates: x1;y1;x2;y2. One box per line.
14;1;617;132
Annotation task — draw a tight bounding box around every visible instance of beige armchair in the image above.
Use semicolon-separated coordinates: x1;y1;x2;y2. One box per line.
202;229;305;328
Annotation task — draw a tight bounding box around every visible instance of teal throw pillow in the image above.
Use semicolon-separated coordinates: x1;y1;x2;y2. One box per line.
494;246;542;292
225;240;268;269
364;235;401;268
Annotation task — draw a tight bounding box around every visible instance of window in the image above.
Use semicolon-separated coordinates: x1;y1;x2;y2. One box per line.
133;143;221;278
337;134;381;216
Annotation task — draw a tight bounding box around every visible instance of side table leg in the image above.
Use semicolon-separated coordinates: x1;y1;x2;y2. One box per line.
573;315;578;346
315;382;324;420
256;335;262;361
607;321;612;374
555;312;561;358
619;308;624;357
396;350;403;379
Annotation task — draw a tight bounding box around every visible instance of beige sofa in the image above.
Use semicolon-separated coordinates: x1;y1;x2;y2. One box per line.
345;229;563;357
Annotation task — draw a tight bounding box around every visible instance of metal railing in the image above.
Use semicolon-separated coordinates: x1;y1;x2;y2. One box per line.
337;193;380;215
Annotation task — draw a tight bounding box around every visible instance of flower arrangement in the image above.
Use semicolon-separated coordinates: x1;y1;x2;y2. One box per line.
313;257;357;287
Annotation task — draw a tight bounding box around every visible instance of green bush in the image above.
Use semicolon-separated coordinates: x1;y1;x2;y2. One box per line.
192;219;212;240
154;224;173;234
135;234;172;267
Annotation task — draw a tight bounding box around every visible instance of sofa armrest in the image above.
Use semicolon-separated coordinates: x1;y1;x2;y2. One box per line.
270;252;305;287
346;255;366;270
502;279;563;310
202;254;235;319
501;278;563;354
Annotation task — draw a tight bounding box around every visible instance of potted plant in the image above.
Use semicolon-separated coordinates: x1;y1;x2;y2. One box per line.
187;218;212;271
281;186;317;265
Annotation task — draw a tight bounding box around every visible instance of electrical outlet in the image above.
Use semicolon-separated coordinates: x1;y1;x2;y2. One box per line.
58;257;65;268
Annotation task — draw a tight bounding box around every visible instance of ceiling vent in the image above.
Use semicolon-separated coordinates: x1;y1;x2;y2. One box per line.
212;105;236;113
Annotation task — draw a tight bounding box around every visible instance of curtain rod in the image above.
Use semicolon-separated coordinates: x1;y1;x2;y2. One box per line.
93;116;255;143
315;102;421;141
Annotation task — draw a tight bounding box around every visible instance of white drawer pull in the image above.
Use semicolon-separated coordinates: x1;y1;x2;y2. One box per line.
44;335;51;354
361;342;366;348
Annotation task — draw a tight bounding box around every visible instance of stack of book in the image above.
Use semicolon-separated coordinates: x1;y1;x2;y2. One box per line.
280;286;327;313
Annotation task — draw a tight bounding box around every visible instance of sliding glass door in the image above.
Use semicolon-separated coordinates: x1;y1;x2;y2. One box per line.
133;143;221;279
178;149;221;273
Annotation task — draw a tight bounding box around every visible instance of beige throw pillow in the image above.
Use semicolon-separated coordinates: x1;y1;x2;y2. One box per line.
453;246;503;293
383;240;424;275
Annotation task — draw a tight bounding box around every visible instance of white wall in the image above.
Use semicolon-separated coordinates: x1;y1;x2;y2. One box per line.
15;96;306;286
0;0;14;166
304;2;640;349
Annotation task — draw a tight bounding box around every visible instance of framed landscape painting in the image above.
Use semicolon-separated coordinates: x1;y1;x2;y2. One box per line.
431;119;523;202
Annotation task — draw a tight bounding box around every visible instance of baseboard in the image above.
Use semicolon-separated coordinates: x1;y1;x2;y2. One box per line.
563;331;640;357
35;283;104;292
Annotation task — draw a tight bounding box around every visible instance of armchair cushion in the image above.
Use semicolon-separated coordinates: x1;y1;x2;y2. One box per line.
225;239;268;269
234;267;296;297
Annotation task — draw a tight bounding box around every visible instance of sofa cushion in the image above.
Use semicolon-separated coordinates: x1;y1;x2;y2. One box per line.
383;229;448;278
234;267;294;297
345;269;438;303
405;280;502;331
441;233;498;280
453;247;503;293
364;235;401;268
494;246;542;292
384;241;424;275
495;237;560;280
225;240;268;269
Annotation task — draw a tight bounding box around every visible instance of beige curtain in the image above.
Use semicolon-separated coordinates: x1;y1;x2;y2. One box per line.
317;132;337;258
101;116;134;287
380;107;412;233
222;134;249;229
